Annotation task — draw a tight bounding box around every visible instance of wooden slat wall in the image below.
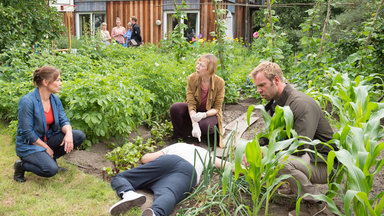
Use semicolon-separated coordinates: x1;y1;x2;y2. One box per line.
63;12;76;35
235;0;246;40
106;0;163;45
200;0;227;40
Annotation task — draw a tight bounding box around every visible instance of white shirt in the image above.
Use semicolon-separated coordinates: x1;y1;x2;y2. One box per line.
161;143;211;184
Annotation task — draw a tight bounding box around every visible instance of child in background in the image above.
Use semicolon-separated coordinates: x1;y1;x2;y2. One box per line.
124;22;133;47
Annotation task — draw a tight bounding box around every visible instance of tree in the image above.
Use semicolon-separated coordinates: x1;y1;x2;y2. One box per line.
0;0;64;64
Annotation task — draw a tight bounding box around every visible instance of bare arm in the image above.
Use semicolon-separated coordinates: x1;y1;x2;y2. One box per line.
141;151;165;164
213;157;231;169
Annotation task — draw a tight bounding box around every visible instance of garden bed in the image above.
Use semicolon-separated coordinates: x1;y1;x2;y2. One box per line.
63;98;384;215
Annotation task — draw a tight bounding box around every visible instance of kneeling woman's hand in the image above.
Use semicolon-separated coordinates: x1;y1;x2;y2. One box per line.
191;112;207;122
61;132;74;153
191;122;202;142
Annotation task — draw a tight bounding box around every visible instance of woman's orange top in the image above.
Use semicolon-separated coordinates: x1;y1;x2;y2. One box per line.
44;106;54;141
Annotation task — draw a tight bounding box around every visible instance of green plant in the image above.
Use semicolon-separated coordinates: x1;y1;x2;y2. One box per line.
231;105;298;215
302;73;384;216
105;120;173;176
104;136;155;176
250;2;293;68
0;0;64;64
179;135;251;215
60;72;153;149
211;0;228;71
161;0;192;62
150;120;173;147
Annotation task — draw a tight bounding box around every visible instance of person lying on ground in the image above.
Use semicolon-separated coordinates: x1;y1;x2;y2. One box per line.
109;143;230;216
13;65;85;183
248;61;338;216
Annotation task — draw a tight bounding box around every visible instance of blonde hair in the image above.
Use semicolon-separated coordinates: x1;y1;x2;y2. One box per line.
249;61;283;81
102;22;107;26
33;65;61;87
198;54;218;76
116;17;121;22
127;22;132;27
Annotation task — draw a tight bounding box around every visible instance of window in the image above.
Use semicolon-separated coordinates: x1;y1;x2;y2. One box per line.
76;13;106;37
163;11;200;41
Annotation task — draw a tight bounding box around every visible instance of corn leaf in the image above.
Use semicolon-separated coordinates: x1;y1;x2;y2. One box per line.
335;149;369;193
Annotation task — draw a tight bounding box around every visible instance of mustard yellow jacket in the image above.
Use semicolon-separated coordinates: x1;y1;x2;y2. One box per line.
186;72;225;147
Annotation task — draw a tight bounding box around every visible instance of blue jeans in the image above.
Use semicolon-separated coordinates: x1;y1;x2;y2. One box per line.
20;130;85;177
111;155;197;216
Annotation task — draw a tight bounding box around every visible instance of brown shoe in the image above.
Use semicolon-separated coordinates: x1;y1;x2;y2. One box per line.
288;201;326;216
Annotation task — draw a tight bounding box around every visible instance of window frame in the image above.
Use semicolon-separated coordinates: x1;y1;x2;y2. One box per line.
75;12;106;38
162;10;200;40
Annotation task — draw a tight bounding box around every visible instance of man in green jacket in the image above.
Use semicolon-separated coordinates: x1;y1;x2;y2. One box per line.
249;61;335;216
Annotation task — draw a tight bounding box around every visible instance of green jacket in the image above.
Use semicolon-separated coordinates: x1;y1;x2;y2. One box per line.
266;84;335;163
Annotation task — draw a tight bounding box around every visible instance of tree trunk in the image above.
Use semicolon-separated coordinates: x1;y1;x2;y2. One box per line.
213;0;225;71
267;0;274;61
318;0;332;58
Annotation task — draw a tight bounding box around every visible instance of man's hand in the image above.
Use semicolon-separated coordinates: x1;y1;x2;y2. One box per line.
191;112;207;123
191;122;202;142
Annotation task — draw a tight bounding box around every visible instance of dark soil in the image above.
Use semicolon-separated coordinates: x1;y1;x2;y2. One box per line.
63;98;384;216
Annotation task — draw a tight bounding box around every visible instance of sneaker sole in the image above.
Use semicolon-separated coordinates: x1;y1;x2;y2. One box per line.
141;208;154;216
110;195;146;215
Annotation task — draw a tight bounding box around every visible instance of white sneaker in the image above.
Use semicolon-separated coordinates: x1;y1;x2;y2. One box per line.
141;208;155;216
109;191;146;215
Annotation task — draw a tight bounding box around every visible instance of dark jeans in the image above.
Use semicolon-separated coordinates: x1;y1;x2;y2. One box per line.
111;155;197;216
170;102;218;145
20;130;85;177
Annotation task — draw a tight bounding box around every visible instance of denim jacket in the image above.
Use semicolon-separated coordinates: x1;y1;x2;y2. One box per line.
16;88;70;157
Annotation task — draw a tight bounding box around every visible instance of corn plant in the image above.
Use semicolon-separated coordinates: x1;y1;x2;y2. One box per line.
315;74;384;215
230;105;304;215
320;73;381;128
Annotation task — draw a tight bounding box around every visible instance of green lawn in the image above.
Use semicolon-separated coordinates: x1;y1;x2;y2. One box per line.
0;121;132;216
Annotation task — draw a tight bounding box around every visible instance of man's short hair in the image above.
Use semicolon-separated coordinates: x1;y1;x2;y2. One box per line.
131;16;137;22
249;61;284;82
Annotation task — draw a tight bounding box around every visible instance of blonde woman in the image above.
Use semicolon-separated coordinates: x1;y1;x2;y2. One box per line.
101;22;111;45
170;54;225;147
111;17;126;45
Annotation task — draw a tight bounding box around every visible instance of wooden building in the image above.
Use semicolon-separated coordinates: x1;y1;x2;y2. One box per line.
58;0;262;45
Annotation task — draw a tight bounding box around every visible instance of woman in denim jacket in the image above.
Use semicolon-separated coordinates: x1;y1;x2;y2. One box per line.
13;65;85;182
